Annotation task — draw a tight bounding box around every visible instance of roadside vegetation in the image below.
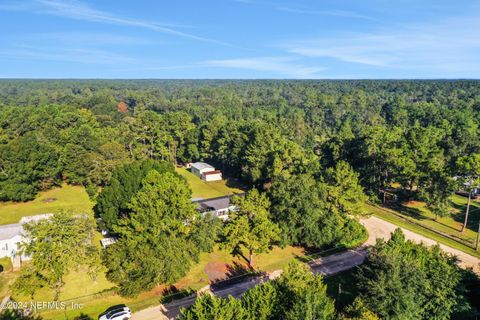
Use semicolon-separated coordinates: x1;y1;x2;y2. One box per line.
180;231;480;319
365;204;480;258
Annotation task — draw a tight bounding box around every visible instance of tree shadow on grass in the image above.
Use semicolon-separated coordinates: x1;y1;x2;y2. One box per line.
388;202;464;233
209;261;260;290
230;247;250;266
159;286;195;304
387;203;425;220
451;201;480;233
225;177;247;192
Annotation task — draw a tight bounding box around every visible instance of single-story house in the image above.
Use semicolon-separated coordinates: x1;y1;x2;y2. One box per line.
191;162;222;182
0;214;52;264
0;224;23;259
194;195;237;220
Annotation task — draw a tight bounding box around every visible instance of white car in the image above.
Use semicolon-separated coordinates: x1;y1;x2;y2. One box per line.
98;306;131;320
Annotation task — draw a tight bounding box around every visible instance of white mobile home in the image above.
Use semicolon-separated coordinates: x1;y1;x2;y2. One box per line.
0;214;52;262
0;224;23;259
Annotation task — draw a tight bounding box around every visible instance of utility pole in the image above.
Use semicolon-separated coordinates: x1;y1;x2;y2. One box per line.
462;190;472;232
476;210;480;250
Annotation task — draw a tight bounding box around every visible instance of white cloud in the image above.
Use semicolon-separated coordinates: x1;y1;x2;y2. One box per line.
0;47;135;65
277;7;376;21
205;57;324;78
0;0;230;46
282;12;480;75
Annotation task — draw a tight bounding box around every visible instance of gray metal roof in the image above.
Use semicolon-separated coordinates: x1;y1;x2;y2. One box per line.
196;196;233;212
0;214;53;241
0;223;23;241
191;162;214;171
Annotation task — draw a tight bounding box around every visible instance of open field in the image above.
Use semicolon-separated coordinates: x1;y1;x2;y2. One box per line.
175;167;245;199
0;185;93;225
1;245;306;320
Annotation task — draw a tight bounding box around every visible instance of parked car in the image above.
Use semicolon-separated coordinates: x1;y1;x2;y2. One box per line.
98;305;131;320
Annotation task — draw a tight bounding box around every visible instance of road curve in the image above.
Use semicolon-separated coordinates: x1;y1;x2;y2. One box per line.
132;215;480;320
360;215;480;273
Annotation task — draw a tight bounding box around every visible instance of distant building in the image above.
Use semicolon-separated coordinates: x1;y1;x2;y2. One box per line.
191;162;222;182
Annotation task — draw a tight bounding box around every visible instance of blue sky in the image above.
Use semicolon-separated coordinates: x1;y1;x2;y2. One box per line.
0;0;479;78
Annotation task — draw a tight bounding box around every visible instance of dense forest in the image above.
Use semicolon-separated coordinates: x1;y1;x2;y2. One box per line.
2;80;480;319
1;80;479;206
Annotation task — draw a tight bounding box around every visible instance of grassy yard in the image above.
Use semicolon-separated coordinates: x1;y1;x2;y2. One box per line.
397;194;479;245
365;203;480;258
0;185;93;225
1;245;306;320
176;167;244;199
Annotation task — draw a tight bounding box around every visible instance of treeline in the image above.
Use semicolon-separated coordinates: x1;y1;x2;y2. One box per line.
1;80;480;210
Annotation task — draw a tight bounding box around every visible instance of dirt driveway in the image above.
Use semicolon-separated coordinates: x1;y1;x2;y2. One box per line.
360;215;480;274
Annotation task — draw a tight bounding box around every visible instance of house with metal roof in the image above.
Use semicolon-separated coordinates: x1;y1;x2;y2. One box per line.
0;223;23;259
0;214;53;264
194;194;242;220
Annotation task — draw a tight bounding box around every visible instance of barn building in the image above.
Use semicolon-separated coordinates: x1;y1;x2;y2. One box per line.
190;162;222;182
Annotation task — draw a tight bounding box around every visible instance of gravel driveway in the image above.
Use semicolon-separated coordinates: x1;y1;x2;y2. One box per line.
360;215;480;273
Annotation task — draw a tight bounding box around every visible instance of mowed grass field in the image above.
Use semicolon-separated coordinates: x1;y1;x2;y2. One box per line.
0;185;93;225
175;167;244;199
31;245;306;320
0;180;289;320
399;194;480;245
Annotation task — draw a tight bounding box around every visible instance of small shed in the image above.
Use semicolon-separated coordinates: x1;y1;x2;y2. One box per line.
202;170;222;182
100;237;117;249
191;162;222;181
191;162;215;177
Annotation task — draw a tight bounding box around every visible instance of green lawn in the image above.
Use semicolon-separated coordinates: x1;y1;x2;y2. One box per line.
0;258;14;299
0;185;93;225
2;245;306;320
176;167;245;199
396;195;479;245
365;203;480;258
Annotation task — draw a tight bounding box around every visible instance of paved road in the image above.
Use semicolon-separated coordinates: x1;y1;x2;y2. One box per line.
132;215;480;320
132;248;368;320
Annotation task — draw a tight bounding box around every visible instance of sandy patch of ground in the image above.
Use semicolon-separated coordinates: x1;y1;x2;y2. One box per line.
360;215;480;274
205;262;229;282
